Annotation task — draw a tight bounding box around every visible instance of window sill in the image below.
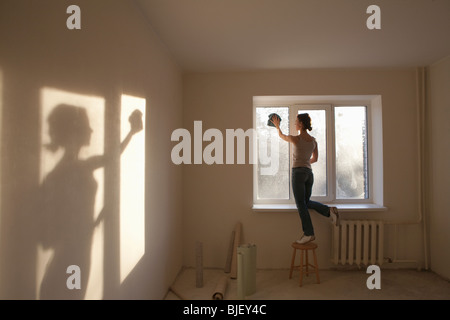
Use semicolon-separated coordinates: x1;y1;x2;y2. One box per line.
252;203;387;213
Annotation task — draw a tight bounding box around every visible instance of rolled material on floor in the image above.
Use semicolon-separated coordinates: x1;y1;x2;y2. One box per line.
230;222;242;279
224;230;235;273
196;241;203;288
237;243;257;299
212;274;228;300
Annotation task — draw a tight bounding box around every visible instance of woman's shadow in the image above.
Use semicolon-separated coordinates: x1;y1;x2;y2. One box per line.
35;104;142;299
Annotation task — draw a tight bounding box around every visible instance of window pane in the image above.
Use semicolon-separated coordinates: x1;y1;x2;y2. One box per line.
298;110;327;197
256;107;289;199
335;106;368;199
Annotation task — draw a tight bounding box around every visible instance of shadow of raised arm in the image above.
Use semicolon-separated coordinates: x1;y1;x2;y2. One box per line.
85;109;143;171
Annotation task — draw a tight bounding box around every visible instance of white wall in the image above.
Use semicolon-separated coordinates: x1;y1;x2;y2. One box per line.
182;68;425;270
427;56;450;280
0;0;183;299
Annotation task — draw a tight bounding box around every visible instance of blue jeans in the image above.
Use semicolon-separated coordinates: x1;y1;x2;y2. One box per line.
292;167;330;236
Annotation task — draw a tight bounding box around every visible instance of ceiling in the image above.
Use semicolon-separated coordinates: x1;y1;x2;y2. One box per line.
136;0;450;72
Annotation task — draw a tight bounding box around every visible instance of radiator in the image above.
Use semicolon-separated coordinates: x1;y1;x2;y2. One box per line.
332;220;384;266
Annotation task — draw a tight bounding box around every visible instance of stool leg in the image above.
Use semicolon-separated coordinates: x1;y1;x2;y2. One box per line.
305;249;309;277
299;249;304;287
289;248;296;279
313;248;320;284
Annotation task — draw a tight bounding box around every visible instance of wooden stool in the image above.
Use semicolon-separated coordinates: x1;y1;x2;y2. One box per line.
289;242;320;287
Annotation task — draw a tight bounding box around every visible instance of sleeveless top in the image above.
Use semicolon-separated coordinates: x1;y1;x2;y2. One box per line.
292;136;316;169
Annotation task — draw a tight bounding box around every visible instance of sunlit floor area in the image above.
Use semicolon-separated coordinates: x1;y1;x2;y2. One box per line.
165;267;450;300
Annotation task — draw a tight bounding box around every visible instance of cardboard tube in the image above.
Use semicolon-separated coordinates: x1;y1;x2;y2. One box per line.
212;274;228;300
230;222;242;279
224;230;235;273
196;241;203;288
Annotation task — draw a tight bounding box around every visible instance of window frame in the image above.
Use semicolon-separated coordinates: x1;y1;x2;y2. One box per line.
253;95;385;212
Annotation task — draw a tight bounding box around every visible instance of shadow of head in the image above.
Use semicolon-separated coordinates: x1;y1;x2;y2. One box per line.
46;104;93;153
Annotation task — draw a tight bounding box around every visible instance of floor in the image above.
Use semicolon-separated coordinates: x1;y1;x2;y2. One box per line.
165;267;450;300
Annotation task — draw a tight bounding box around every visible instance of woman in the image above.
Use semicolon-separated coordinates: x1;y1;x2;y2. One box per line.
271;113;339;244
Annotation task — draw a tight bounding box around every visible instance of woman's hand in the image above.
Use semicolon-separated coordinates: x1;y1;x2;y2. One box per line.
271;115;280;129
129;109;143;134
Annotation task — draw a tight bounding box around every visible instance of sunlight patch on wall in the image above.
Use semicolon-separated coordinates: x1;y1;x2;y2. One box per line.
0;69;2;234
84;219;104;299
35;243;54;299
38;87;105;299
120;94;146;283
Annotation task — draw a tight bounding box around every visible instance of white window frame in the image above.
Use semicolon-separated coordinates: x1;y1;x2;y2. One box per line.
253;95;386;212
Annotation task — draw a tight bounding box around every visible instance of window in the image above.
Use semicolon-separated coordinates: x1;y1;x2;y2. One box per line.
334;106;368;200
253;95;384;211
255;107;290;200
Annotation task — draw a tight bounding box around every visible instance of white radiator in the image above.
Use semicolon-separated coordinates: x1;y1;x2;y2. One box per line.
332;220;384;266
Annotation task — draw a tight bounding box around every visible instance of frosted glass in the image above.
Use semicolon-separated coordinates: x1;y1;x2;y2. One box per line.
335;107;368;199
256;107;289;199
